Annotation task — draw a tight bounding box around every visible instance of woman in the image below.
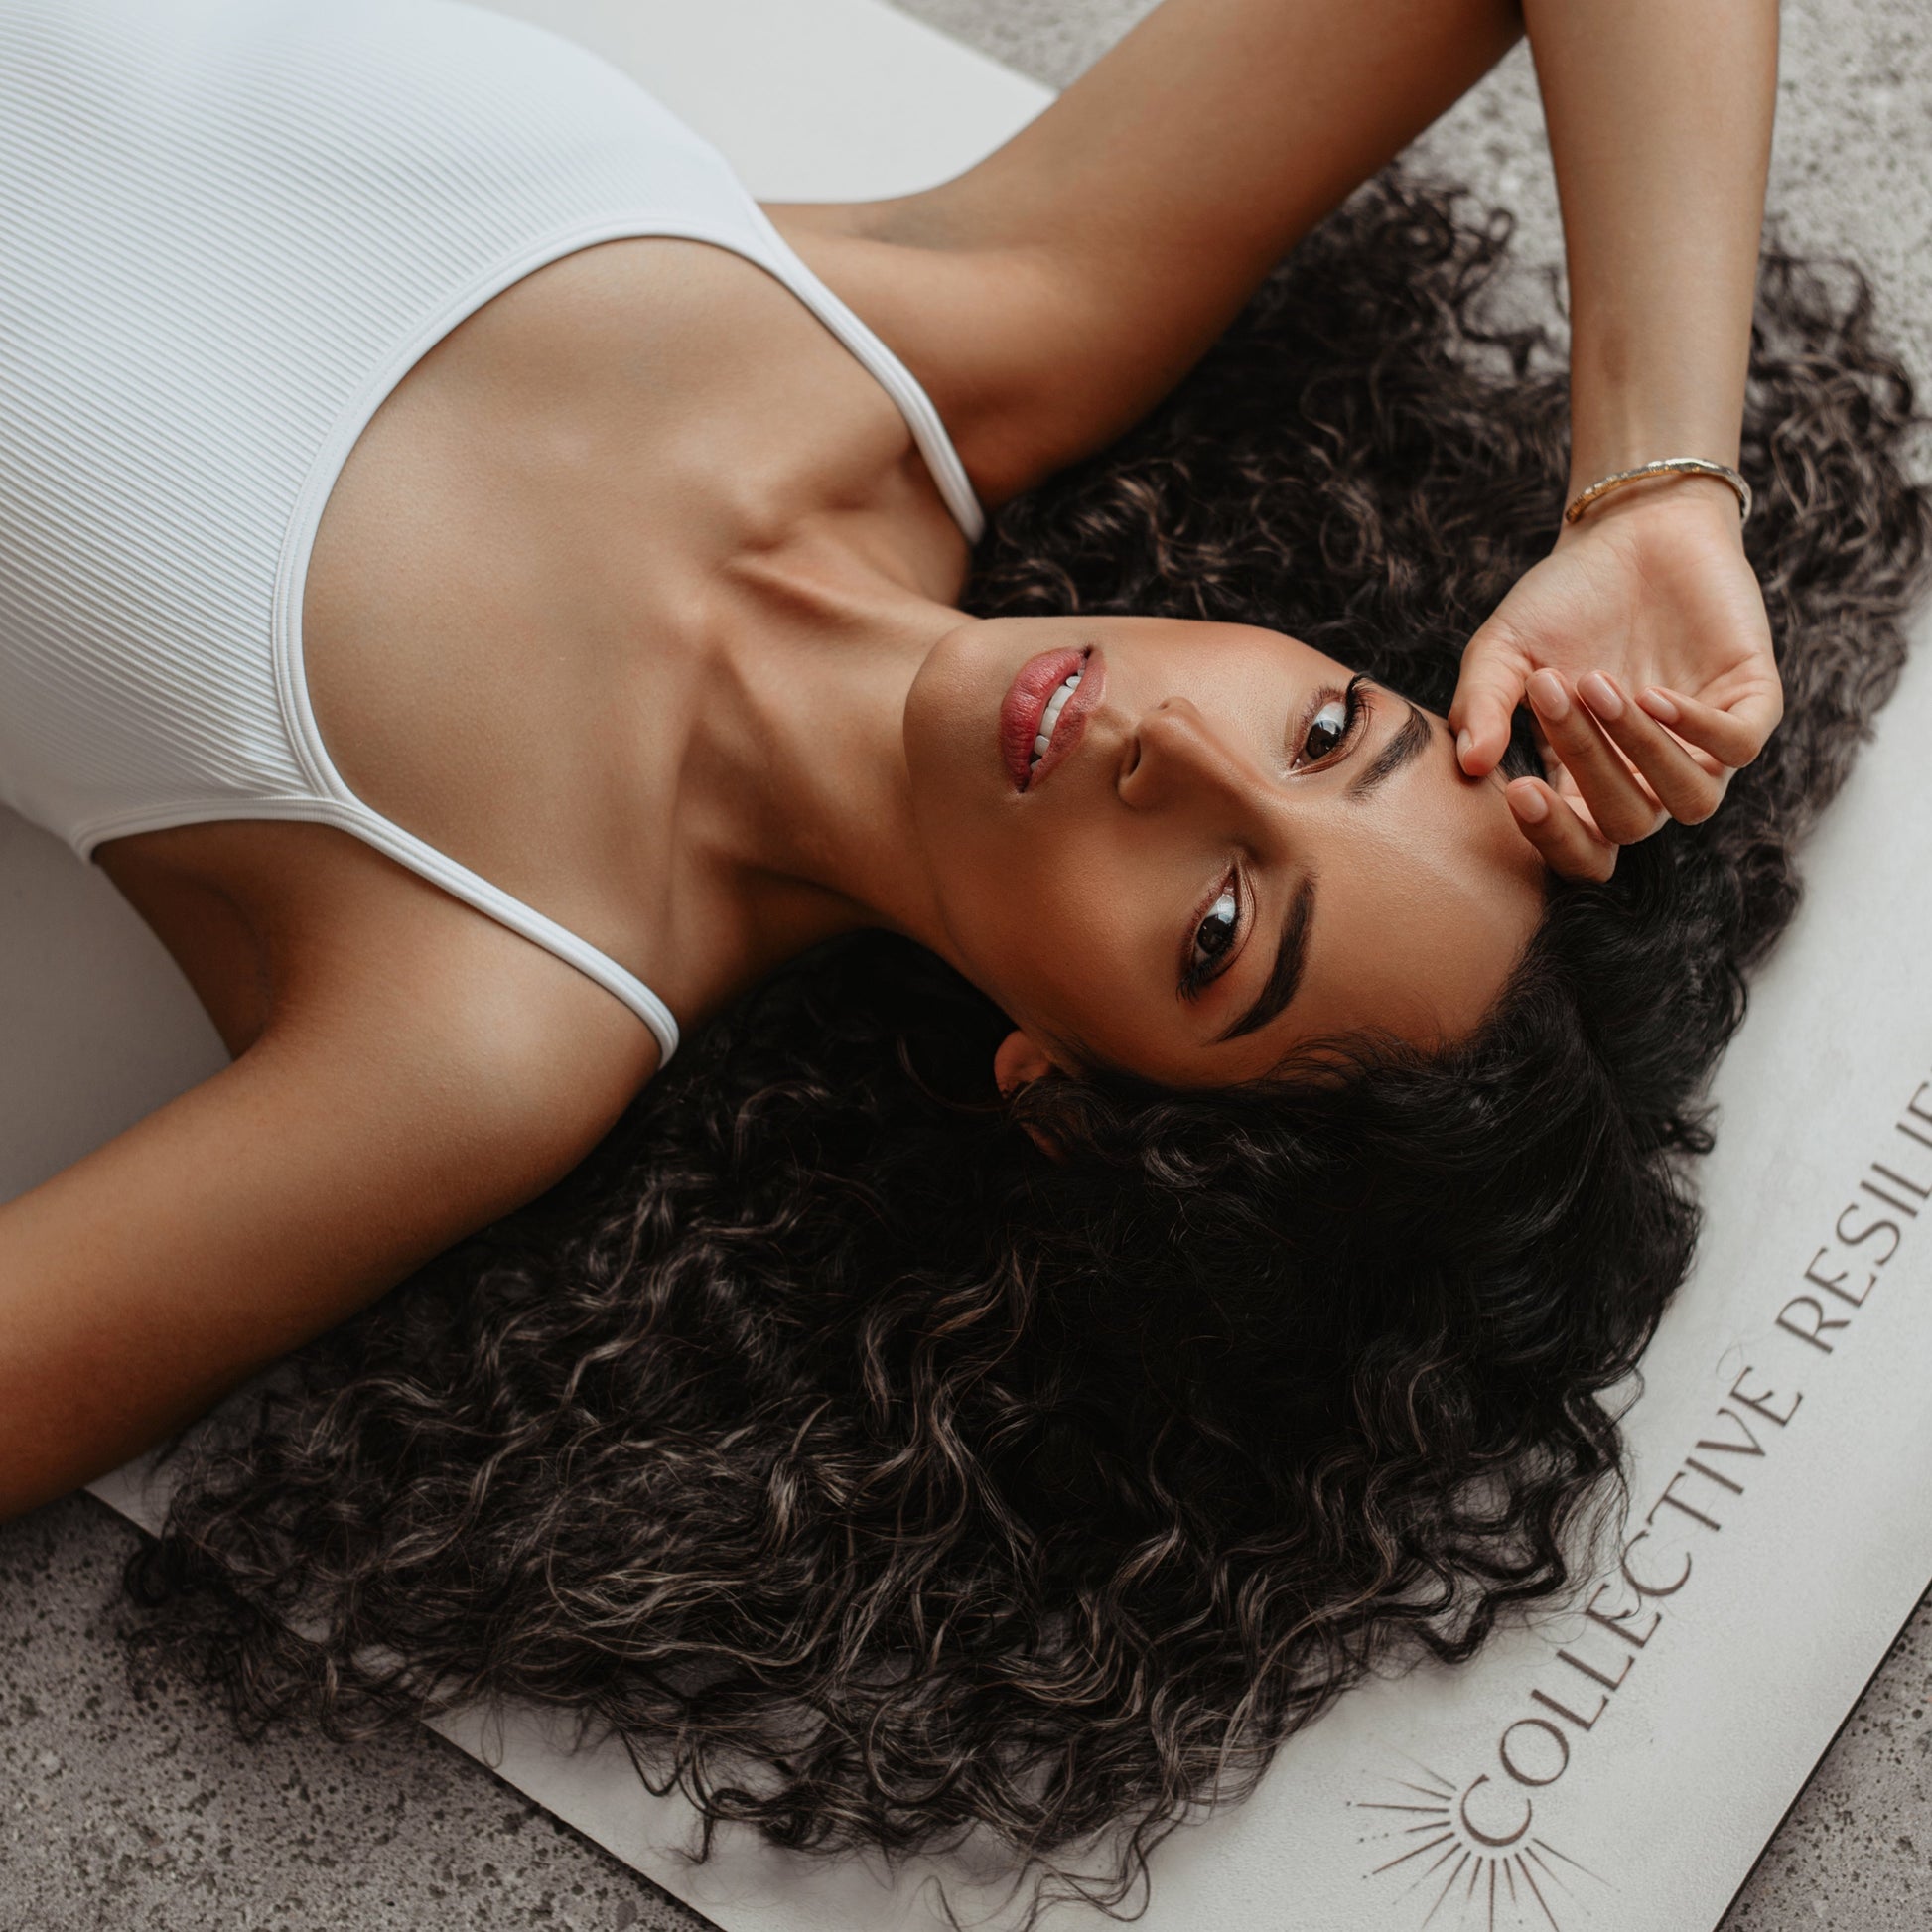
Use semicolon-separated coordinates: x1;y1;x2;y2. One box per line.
2;0;1927;1914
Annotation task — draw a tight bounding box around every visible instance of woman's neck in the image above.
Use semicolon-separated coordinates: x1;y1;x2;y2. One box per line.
440;230;989;1020
632;522;976;1009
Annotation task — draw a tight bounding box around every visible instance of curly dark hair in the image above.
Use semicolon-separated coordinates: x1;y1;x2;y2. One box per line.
124;171;1932;1920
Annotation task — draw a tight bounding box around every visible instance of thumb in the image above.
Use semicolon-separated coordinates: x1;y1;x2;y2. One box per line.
1448;621;1533;777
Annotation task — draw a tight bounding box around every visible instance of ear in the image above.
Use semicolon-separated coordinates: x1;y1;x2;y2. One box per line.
993;1028;1055;1100
993;1029;1065;1163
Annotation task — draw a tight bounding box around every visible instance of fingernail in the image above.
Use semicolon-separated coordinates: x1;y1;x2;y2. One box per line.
1527;669;1570;721
1510;783;1550;825
1456;727;1474;768
1580;672;1624;721
1641;687;1681;725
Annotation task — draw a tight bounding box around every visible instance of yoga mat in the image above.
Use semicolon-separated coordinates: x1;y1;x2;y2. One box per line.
6;1;1917;1924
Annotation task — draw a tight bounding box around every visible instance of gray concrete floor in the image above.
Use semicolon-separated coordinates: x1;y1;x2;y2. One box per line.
4;1;1929;1927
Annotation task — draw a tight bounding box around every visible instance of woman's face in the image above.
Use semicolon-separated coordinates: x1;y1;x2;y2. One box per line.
902;616;1549;1087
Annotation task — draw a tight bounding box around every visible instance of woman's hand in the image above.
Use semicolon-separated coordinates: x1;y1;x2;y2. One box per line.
1449;483;1782;881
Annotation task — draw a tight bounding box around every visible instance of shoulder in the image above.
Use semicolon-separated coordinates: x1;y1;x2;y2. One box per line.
767;202;1122;507
117;817;663;1208
261;846;664;1217
0;872;659;1514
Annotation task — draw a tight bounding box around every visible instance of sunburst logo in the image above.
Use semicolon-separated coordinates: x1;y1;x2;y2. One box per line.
1350;1754;1611;1930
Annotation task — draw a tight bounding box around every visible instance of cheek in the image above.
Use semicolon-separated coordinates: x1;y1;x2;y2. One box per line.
939;835;1157;1039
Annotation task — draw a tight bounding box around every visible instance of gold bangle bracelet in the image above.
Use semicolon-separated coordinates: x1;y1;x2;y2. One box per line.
1562;457;1752;527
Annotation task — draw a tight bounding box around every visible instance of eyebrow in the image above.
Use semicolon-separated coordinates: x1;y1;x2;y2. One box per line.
1214;874;1316;1044
1347;699;1434;799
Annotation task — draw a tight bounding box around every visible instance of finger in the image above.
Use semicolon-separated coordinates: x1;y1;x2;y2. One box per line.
1449;626;1532;778
1538;727;1612;834
1507;777;1617;884
1546;762;1613;843
1525;670;1666;846
1636;682;1783;769
1577;672;1728;825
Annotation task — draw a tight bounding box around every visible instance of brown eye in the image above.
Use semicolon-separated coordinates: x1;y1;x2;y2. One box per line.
1300;695;1351;763
1294;676;1368;769
1192;889;1238;969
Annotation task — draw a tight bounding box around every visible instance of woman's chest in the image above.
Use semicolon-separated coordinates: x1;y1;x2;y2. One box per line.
98;235;958;1048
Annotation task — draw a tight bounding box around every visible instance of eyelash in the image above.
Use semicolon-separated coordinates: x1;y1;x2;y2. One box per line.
1177;676;1371;999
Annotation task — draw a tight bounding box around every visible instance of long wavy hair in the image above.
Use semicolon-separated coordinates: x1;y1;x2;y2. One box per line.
124;172;1932;1919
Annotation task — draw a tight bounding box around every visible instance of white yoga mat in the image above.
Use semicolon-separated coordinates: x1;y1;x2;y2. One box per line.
10;1;1922;1926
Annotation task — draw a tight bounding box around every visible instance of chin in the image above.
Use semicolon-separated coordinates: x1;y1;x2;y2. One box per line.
902;619;1012;815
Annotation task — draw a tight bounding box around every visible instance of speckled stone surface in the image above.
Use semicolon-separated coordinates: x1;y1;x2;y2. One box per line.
0;1495;715;1931
4;3;1929;1929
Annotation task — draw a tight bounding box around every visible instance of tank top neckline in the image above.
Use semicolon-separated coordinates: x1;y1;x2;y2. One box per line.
269;207;988;1068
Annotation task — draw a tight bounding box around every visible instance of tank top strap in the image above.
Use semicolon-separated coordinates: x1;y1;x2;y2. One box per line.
734;202;987;547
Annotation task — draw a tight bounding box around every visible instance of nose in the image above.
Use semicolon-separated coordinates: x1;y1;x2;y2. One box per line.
1118;696;1268;815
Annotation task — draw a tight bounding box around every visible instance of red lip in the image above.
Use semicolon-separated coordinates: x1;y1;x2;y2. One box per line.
1000;646;1104;792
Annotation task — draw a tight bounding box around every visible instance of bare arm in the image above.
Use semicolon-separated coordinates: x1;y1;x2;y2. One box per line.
774;0;1524;500
1447;0;1782;875
0;935;653;1520
1528;0;1778;506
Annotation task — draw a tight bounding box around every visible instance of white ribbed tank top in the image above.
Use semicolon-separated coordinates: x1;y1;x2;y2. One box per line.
0;0;985;1066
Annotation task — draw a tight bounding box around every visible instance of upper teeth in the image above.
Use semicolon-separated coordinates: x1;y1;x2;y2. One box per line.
1032;673;1080;762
